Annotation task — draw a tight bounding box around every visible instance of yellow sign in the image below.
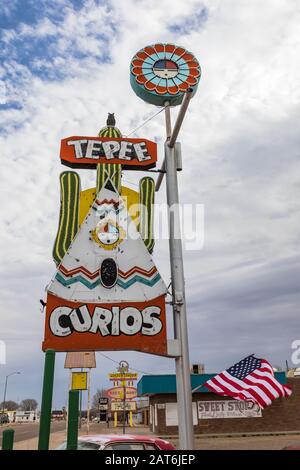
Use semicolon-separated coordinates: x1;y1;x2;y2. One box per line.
109;372;138;380
71;372;87;390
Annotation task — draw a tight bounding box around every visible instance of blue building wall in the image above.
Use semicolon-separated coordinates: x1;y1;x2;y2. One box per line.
137;372;287;396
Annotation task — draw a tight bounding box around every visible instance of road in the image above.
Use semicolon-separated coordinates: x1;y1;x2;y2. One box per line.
2;421;300;450
0;421;66;443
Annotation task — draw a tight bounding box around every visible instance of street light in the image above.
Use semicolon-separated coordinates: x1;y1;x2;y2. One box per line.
2;372;21;415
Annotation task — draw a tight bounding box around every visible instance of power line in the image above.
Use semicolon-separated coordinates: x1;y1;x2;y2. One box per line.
97;352;153;376
124;104;168;138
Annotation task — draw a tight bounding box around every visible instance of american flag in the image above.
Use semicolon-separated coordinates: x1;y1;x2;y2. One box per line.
203;355;292;408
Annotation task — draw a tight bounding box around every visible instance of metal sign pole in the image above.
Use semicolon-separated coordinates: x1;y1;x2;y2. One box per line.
164;105;188;448
122;380;126;434
164;103;194;449
87;370;91;434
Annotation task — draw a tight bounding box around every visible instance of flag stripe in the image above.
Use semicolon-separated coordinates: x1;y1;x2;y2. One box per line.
204;380;226;395
255;370;292;397
215;374;268;407
244;376;277;401
213;373;267;407
202;355;292;409
220;372;255;401
250;371;282;397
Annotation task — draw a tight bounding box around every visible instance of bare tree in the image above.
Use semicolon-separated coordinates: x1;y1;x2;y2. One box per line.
92;388;108;410
19;398;38;411
0;400;18;411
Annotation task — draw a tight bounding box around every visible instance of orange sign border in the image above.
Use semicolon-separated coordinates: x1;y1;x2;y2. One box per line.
60;136;157;170
42;292;167;356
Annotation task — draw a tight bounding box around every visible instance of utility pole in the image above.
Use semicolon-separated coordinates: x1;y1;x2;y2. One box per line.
2;371;21;416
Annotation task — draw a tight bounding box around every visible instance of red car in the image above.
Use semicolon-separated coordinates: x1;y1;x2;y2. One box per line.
57;434;175;450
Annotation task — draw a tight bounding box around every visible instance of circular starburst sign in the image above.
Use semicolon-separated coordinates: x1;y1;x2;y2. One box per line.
130;43;201;106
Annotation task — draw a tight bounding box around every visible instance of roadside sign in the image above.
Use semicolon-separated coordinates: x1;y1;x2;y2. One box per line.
108;372;138;381
98;397;108;410
107;386;137;401
111;401;137;412
71;371;87;390
64;352;96;369
99;404;108;411
43;183;167;356
99;397;108;404
60;137;157;170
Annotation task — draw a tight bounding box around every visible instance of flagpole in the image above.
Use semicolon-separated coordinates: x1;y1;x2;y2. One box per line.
192;384;203;393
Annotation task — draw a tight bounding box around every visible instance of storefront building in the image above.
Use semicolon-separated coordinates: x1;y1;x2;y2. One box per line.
137;374;300;435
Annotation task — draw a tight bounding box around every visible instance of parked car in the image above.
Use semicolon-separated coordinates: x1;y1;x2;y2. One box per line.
0;413;9;424
56;434;175;450
282;445;300;450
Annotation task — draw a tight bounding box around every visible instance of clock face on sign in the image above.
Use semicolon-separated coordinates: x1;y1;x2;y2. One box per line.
130;43;201;106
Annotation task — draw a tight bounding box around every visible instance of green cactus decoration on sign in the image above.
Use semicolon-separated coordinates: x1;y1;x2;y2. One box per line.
53;171;80;265
139;177;155;253
96;113;122;194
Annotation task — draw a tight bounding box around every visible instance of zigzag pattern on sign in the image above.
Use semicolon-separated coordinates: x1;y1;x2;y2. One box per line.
59;264;158;280
55;271;161;290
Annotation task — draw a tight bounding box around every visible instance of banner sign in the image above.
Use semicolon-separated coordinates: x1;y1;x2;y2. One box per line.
107;386;137;401
60;137;157;170
111;401;137;412
197;400;262;419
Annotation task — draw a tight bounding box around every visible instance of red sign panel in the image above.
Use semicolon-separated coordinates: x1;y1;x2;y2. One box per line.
60;136;157;169
107;387;137;401
42;292;167;356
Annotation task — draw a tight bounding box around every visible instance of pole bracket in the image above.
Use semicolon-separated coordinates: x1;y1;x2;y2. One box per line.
175;291;184;305
167;339;181;357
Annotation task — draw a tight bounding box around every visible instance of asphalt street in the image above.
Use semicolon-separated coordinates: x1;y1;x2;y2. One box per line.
2;421;300;450
0;421;66;443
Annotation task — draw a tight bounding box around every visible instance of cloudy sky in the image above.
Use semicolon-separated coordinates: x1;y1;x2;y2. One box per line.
0;0;300;409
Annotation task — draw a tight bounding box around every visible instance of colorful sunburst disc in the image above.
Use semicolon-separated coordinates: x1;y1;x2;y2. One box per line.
130;43;201;107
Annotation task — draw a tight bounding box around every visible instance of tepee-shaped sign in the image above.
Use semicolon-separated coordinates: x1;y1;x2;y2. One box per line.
43;179;168;356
